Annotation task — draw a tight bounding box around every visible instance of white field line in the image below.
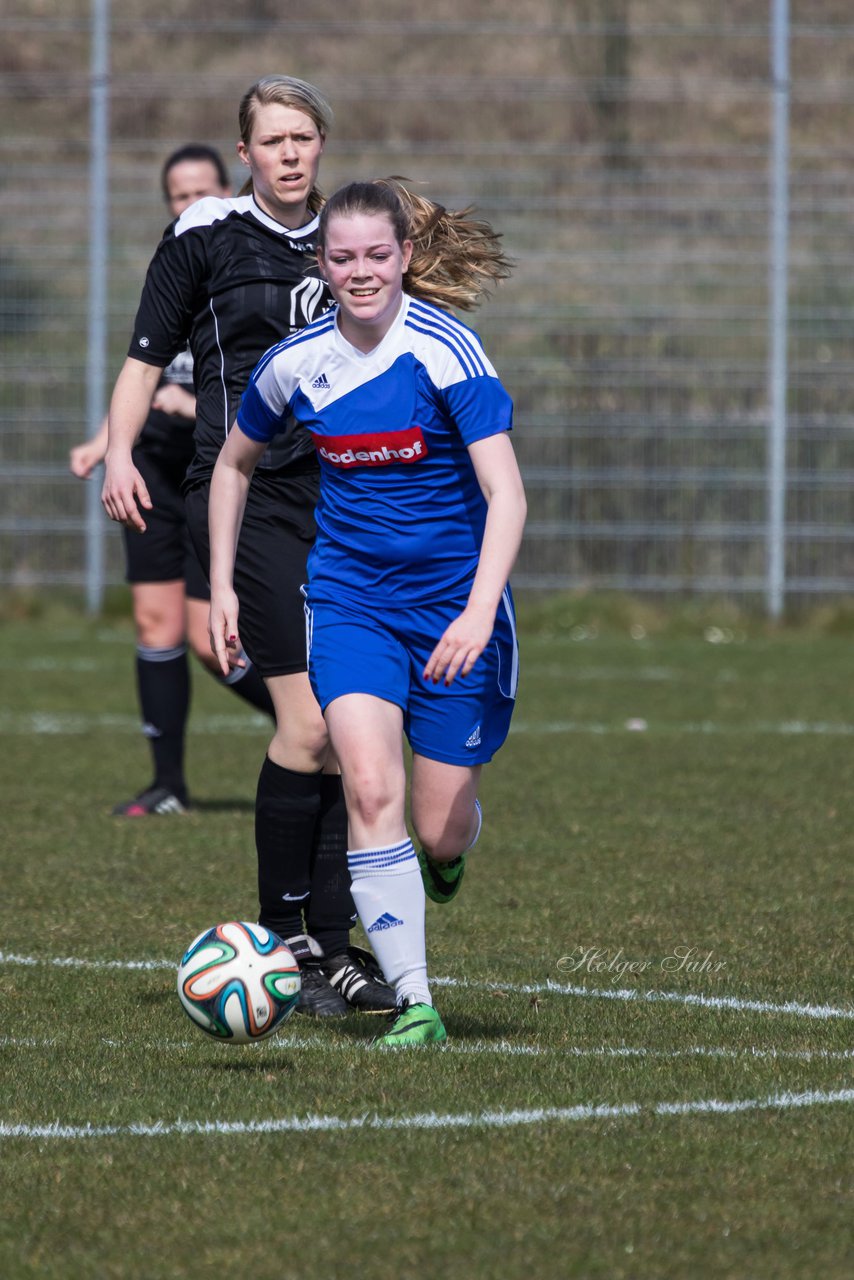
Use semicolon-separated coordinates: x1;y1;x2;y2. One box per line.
1;1088;852;1142
5;947;854;1024
510;719;854;737
433;976;854;1022
0;711;269;735
1;1033;852;1062
5;710;854;737
2;950;851;1022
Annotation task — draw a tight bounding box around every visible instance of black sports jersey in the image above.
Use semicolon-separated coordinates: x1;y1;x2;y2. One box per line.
128;195;333;484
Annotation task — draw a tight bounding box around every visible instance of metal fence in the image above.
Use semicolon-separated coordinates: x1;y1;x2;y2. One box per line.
3;3;854;612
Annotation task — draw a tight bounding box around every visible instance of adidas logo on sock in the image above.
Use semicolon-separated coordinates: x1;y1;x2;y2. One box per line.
367;912;403;933
311;372;330;389
465;723;482;748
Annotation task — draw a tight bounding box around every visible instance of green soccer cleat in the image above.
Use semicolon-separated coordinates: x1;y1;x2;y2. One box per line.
417;848;466;904
372;1000;447;1049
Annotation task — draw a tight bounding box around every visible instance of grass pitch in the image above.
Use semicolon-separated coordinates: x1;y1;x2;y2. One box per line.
0;599;852;1279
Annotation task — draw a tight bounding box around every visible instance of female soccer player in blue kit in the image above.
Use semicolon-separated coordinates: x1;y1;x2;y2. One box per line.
209;179;526;1047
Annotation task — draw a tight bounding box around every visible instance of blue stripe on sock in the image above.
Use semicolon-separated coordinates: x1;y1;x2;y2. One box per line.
348;840;416;876
351;852;415;873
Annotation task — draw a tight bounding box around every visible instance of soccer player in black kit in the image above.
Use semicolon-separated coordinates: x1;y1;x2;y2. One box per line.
71;144;274;817
101;76;394;1018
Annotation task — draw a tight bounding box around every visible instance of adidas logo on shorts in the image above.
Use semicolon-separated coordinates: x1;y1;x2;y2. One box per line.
465;724;482;748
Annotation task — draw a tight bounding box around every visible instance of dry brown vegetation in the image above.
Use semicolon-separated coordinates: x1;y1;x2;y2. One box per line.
4;2;854;595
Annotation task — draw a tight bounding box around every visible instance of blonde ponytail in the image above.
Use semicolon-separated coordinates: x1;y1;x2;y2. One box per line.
317;177;513;312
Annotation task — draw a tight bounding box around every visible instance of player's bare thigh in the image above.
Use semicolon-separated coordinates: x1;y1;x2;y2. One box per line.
323;693;407;847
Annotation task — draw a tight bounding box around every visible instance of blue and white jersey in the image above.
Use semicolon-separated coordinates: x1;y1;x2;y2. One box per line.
236;293;514;607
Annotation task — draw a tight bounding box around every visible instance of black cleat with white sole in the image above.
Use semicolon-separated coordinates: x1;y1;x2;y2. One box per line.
322;947;397;1014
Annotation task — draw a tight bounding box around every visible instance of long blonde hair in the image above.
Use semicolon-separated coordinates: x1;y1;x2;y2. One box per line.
317;177;512;311
237;75;333;214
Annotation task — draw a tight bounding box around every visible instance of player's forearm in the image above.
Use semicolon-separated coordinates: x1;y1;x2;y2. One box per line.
208;432;265;592
104;358;163;461
69;415;109;474
88;415;110;455
467;483;527;614
466;434;527;613
208;468;248;594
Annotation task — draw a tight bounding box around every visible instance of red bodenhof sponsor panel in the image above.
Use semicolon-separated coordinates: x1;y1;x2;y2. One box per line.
311;425;428;468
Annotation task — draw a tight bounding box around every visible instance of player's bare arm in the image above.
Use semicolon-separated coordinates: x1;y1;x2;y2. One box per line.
207;424;268;675
101;357;164;532
69;415;109;479
423;432;527;687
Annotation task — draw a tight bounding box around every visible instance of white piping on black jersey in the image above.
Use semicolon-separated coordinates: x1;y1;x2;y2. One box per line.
174;194;320;243
209;297;229;443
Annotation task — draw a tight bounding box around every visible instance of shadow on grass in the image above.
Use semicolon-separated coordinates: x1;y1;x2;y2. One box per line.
330;1011;519;1047
189;797;255;814
207;1054;301;1075
137;987;173;1006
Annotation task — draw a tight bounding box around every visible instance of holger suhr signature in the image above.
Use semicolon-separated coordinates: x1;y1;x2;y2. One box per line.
557;945;727;981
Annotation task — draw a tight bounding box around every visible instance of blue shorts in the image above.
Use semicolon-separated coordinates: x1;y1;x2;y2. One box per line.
305;589;519;766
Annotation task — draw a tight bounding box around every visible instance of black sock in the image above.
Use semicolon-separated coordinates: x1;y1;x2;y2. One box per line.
255;757;322;942
217;655;275;719
305;773;356;958
136;644;190;800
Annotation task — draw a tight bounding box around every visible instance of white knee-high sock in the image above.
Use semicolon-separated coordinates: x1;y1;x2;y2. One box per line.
348;838;431;1007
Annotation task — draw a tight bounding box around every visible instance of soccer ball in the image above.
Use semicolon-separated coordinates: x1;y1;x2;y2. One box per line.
177;921;301;1043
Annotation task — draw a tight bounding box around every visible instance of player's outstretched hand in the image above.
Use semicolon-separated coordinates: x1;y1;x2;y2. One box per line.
208;589;246;677
69;439;106;479
101;456;152;532
423;603;496;687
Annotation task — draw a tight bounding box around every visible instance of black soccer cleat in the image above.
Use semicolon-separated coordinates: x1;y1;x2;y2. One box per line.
112;785;189;817
295;962;349;1018
283;933;348;1018
322;949;397;1014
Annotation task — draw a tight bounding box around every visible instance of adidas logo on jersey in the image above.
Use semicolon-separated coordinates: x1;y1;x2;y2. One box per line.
311;372;331;389
367;912;404;933
465;724;482;748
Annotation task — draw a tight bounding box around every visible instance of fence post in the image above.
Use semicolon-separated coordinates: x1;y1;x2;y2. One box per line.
766;0;790;619
85;0;110;614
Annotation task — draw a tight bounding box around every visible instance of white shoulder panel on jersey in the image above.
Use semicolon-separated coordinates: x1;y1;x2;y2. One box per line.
405;297;497;387
173;194;322;241
173;195;253;236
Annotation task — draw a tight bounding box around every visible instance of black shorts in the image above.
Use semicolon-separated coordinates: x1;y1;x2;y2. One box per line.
123;447;210;601
184;466;319;678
